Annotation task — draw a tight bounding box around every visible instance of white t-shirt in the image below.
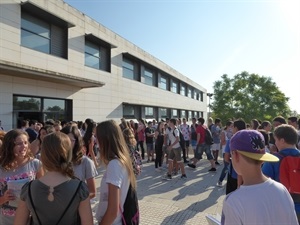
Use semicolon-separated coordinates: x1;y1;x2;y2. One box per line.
166;127;180;148
221;178;298;225
73;156;98;181
96;159;129;225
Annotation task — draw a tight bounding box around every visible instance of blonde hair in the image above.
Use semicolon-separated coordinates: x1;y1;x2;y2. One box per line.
41;132;75;178
122;128;137;146
96;120;136;189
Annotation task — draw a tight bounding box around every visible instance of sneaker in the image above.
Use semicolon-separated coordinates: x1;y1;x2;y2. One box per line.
184;160;189;163
181;174;187;179
187;163;196;169
215;161;220;165
217;181;223;187
162;174;172;180
208;167;217;172
155;168;161;172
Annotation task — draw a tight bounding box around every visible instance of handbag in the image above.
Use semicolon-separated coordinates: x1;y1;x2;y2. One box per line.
28;180;82;225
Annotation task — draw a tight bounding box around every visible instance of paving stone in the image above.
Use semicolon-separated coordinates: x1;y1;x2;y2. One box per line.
92;158;226;224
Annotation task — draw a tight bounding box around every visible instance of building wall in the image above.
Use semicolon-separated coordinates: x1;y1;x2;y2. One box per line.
0;0;208;130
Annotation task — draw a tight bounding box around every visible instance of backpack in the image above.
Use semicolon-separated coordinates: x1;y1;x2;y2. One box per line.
173;129;186;149
277;153;300;194
128;145;142;176
120;184;139;225
204;127;214;145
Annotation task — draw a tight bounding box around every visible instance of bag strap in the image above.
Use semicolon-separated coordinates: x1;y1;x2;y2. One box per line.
28;180;82;225
28;181;42;225
119;184;131;225
55;180;82;225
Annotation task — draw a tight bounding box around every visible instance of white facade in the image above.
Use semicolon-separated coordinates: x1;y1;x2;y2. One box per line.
0;0;208;130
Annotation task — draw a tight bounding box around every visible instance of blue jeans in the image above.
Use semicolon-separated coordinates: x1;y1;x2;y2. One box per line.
195;143;213;160
219;158;229;182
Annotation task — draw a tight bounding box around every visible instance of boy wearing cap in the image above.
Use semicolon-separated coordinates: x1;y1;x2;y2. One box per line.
221;130;297;225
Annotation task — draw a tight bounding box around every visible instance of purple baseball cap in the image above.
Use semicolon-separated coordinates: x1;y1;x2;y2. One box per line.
230;130;279;162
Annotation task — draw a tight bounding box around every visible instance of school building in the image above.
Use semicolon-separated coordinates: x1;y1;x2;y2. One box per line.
0;0;208;130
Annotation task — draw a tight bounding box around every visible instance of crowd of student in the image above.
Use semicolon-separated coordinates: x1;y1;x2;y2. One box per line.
0;118;137;225
0;115;299;225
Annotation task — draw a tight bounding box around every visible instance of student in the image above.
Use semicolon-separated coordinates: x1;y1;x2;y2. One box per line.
224;119;246;194
262;124;300;222
14;132;93;225
0;129;43;225
221;130;298;225
154;121;165;171
61;125;98;199
187;117;216;172
163;118;187;180
95;120;137;225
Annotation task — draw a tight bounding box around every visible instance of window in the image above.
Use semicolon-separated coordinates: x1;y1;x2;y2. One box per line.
200;92;203;101
159;76;167;90
13;95;72;128
194;91;198;100
172;109;178;118
123;105;135;117
123;58;135;80
145;107;154;117
21;12;67;58
180;110;186;118
85;40;109;71
144;69;153;86
171;80;178;93
180;85;186;96
188;111;192;120
187;88;192;98
13;96;41;111
159;108;167;118
21;13;50;54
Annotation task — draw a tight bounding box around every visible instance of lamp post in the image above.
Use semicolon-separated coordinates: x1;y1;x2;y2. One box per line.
207;93;214;117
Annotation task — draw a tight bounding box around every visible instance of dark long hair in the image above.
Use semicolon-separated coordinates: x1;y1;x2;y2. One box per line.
61;125;84;165
83;122;96;155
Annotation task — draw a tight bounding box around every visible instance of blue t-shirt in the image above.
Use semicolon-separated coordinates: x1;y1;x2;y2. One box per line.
224;139;237;179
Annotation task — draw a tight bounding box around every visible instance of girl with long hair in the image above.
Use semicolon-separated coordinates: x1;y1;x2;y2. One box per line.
83;122;98;167
14;132;93;225
95;120;136;225
154;122;165;171
0;129;43;225
61;125;98;198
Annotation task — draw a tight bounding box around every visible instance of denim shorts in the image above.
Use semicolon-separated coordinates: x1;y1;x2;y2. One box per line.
146;143;154;151
195;143;213;160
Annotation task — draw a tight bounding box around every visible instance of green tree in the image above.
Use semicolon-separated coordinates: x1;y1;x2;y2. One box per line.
211;71;291;123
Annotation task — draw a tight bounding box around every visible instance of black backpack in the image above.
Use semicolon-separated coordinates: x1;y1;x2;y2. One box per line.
121;184;139;225
173;128;186;149
204;128;214;145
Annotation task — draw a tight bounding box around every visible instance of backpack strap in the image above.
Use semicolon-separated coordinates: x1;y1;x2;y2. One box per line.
28;180;82;225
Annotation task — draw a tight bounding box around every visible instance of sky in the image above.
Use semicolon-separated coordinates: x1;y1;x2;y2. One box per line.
64;0;300;113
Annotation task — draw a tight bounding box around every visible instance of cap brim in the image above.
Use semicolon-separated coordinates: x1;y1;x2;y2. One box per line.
237;150;279;162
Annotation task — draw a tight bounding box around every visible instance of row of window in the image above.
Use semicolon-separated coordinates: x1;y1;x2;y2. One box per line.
20;4;204;102
123;104;203;122
122;57;204;101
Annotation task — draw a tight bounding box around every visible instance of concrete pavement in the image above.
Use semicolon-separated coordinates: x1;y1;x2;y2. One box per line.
92;158;226;225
